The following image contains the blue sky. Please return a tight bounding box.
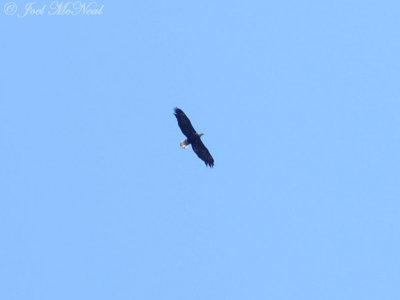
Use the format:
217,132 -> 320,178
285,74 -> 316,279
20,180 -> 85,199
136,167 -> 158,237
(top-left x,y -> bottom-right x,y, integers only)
1,1 -> 399,299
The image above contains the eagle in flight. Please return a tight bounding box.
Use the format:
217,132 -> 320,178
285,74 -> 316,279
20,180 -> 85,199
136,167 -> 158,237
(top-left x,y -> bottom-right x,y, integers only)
174,108 -> 214,168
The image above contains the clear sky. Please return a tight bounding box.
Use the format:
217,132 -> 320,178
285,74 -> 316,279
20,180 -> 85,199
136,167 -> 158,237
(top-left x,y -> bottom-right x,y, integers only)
1,1 -> 399,299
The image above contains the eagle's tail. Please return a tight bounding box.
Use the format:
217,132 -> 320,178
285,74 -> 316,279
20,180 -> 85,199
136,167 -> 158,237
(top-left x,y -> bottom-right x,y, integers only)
180,139 -> 190,149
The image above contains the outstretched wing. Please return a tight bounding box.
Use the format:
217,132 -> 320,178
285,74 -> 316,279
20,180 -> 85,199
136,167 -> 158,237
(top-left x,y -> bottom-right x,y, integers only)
191,139 -> 214,168
174,108 -> 197,138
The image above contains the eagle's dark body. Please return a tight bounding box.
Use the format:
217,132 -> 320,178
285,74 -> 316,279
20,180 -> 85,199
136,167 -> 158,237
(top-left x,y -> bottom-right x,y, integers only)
174,108 -> 214,168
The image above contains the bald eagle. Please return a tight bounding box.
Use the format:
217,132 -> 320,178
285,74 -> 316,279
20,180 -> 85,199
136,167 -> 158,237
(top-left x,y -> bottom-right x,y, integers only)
174,108 -> 214,167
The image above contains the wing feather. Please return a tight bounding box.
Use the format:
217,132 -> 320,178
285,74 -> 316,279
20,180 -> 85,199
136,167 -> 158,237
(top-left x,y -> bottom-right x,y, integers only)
191,139 -> 214,167
174,108 -> 197,138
